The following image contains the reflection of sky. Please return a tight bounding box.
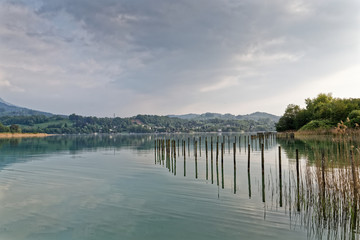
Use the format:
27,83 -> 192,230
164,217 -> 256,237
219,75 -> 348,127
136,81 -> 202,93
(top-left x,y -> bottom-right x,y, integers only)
0,136 -> 310,239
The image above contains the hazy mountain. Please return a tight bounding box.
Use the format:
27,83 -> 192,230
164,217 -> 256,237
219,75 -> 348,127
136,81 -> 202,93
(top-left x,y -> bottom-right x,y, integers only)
168,112 -> 280,122
0,98 -> 53,117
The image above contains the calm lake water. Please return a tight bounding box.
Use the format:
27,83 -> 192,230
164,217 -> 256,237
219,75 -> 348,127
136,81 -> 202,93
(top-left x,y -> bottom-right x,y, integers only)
0,134 -> 358,240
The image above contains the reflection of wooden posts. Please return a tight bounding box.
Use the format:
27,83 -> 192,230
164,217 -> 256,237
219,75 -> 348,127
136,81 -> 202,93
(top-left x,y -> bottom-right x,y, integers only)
296,149 -> 300,212
221,143 -> 224,189
350,150 -> 358,231
261,143 -> 265,202
248,169 -> 251,199
206,138 -> 208,180
174,140 -> 176,158
188,137 -> 190,157
233,142 -> 236,194
199,137 -> 202,157
244,135 -> 247,152
247,144 -> 250,171
279,146 -> 283,207
216,141 -> 219,162
177,139 -> 179,157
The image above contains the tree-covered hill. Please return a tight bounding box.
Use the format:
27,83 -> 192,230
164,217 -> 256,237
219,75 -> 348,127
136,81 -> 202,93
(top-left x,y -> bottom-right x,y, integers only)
168,112 -> 280,122
0,98 -> 279,134
0,98 -> 53,117
0,113 -> 277,134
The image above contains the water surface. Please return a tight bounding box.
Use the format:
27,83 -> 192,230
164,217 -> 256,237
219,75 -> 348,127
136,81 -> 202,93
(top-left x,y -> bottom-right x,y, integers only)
0,134 -> 356,239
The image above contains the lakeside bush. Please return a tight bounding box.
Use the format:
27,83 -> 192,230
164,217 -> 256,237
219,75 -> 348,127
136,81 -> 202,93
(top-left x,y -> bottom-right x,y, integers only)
299,120 -> 332,131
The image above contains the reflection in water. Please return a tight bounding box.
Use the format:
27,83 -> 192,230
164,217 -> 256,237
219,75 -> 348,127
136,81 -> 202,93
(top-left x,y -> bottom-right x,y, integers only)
248,169 -> 251,199
154,133 -> 360,240
0,133 -> 359,239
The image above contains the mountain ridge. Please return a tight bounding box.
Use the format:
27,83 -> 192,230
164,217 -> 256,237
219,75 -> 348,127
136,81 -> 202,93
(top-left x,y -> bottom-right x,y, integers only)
0,98 -> 280,122
0,98 -> 53,117
167,111 -> 280,122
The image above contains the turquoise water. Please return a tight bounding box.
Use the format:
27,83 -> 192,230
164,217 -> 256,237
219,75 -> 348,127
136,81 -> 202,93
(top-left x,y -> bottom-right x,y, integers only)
0,134 -> 347,239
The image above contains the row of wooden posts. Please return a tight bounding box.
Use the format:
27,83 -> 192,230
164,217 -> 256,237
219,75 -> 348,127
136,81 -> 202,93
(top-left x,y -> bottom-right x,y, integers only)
155,134 -> 276,158
154,134 -> 285,204
153,134 -> 358,213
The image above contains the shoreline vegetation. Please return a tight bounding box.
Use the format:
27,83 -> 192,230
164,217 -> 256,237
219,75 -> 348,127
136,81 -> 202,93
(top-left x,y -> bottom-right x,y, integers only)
276,93 -> 360,133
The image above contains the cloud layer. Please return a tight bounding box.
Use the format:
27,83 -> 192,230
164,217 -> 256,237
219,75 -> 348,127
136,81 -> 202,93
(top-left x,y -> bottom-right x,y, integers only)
0,0 -> 359,116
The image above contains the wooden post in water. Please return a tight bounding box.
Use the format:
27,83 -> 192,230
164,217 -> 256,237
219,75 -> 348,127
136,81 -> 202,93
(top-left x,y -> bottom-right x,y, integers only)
261,143 -> 265,202
211,138 -> 214,184
184,141 -> 186,177
216,141 -> 219,162
247,144 -> 250,171
154,140 -> 156,164
216,148 -> 219,186
233,142 -> 236,194
296,149 -> 300,212
174,140 -> 177,176
206,138 -> 208,180
195,141 -> 198,179
171,140 -> 173,173
199,137 -> 202,157
279,146 -> 283,207
248,168 -> 251,199
221,142 -> 224,189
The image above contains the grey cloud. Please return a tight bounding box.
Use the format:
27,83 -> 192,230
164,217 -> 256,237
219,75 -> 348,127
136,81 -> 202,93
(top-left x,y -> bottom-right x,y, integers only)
0,0 -> 359,116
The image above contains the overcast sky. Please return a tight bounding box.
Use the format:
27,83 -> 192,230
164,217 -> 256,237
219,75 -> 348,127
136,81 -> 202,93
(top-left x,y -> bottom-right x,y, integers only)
0,0 -> 359,117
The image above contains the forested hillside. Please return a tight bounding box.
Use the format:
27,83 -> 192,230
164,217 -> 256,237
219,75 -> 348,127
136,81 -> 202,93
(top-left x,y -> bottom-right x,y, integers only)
0,113 -> 277,134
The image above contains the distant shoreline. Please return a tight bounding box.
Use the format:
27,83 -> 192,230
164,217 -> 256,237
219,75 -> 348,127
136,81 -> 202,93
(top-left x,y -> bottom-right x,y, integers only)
0,133 -> 51,138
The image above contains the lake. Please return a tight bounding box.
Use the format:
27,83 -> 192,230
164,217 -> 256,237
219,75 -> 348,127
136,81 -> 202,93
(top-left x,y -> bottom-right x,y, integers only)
0,134 -> 358,240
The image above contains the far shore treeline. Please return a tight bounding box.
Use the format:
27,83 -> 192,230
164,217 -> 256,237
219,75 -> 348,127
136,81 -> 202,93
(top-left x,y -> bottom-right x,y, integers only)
0,114 -> 276,134
276,93 -> 360,132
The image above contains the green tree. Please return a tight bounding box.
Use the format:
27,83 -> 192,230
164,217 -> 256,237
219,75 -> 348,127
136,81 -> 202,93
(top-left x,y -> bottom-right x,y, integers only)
348,110 -> 360,127
9,124 -> 21,133
0,122 -> 10,132
276,104 -> 301,131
